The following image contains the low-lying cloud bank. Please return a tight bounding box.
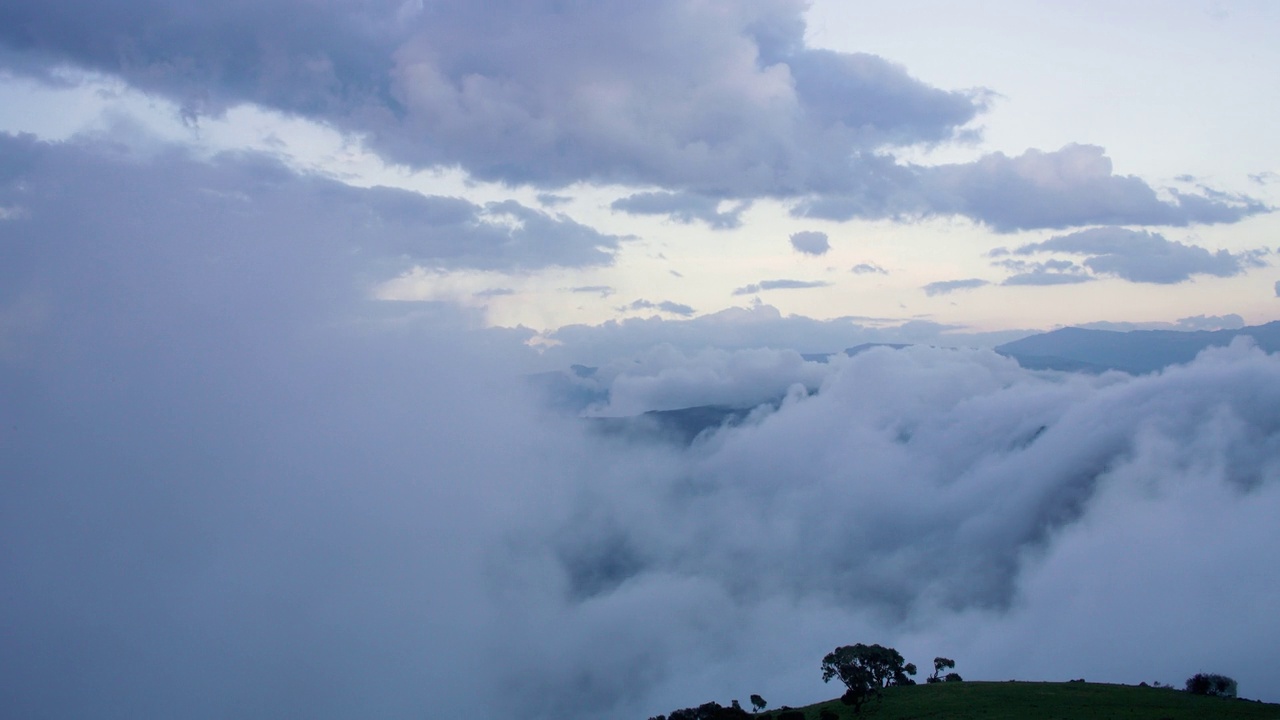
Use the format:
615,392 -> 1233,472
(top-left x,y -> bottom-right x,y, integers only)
4,130 -> 1280,720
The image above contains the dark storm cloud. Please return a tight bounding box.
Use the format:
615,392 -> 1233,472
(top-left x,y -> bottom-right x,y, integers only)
789,230 -> 830,256
922,278 -> 989,296
612,190 -> 750,229
1013,227 -> 1270,284
732,279 -> 831,296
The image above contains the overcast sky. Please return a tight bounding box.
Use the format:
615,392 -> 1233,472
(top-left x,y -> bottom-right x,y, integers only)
2,2 -> 1280,718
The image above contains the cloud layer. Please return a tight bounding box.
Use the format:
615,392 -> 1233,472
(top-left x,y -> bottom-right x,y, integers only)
4,129 -> 1280,720
1,2 -> 1266,231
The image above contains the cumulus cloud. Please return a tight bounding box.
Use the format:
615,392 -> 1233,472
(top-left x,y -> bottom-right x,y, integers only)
923,278 -> 989,296
922,145 -> 1269,232
1013,227 -> 1270,283
852,263 -> 889,275
732,279 -> 831,296
612,191 -> 750,229
5,1 -> 1263,231
789,230 -> 830,256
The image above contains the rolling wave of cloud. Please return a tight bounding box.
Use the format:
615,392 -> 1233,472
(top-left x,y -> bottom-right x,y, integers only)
4,129 -> 1280,720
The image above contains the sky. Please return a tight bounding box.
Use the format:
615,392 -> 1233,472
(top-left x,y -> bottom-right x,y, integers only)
2,2 -> 1280,719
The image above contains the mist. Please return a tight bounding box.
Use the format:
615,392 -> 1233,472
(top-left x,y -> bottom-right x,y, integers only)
3,133 -> 1280,720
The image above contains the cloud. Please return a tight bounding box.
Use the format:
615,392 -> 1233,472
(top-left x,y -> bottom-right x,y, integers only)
8,128 -> 1280,719
475,287 -> 516,297
1079,314 -> 1244,332
1001,272 -> 1094,287
0,133 -> 623,277
584,345 -> 831,417
921,145 -> 1270,232
1174,313 -> 1246,331
1013,227 -> 1270,284
536,192 -> 572,207
851,263 -> 888,275
1,5 -> 1266,232
922,278 -> 989,296
793,144 -> 1268,231
623,299 -> 696,317
1275,280 -> 1280,297
568,285 -> 616,298
612,191 -> 750,229
543,306 -> 1031,368
731,279 -> 831,296
789,230 -> 830,256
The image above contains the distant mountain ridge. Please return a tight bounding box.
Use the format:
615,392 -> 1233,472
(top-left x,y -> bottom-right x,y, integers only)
994,320 -> 1280,374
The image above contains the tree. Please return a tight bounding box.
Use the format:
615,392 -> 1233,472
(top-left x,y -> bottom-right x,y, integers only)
821,644 -> 917,713
749,695 -> 767,713
1185,673 -> 1237,698
928,657 -> 956,684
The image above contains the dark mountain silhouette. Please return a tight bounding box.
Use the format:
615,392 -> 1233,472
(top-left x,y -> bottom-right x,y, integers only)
995,320 -> 1280,374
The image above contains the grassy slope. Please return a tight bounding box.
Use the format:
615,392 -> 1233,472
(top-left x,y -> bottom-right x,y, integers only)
766,681 -> 1280,720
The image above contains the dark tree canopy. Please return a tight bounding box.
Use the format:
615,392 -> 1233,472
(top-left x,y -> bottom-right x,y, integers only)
822,643 -> 917,691
749,694 -> 767,712
1185,673 -> 1237,698
929,657 -> 956,683
822,643 -> 917,713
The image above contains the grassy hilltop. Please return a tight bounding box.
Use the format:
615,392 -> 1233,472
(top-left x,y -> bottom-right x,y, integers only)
757,681 -> 1280,720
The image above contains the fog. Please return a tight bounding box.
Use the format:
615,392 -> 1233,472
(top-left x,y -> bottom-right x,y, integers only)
3,134 -> 1280,719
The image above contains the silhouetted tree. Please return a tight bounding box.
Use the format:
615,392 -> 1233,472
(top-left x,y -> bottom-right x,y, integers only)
822,643 -> 916,713
1185,673 -> 1237,698
928,657 -> 956,683
944,672 -> 963,682
749,694 -> 767,713
660,700 -> 752,720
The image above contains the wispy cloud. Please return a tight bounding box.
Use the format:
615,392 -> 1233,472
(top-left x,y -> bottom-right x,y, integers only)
923,278 -> 989,296
732,279 -> 832,296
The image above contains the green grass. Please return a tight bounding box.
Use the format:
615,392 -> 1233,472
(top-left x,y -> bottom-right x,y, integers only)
759,681 -> 1280,720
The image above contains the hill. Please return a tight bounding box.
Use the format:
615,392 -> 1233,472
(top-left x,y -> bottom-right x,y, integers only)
758,681 -> 1280,720
994,321 -> 1280,374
